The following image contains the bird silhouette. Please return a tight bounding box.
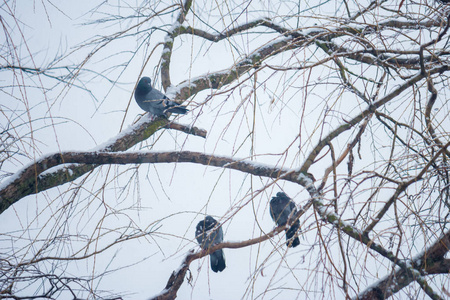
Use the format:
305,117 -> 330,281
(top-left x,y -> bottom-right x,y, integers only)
195,216 -> 226,272
134,77 -> 188,118
270,192 -> 300,248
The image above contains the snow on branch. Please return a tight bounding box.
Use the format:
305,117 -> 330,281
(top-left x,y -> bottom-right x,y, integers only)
160,12 -> 450,109
160,0 -> 193,89
0,117 -> 206,214
169,36 -> 298,101
0,150 -> 310,215
356,230 -> 450,300
299,169 -> 450,300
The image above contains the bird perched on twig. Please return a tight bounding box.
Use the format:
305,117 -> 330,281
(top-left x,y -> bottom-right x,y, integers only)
195,216 -> 226,273
134,77 -> 188,118
270,192 -> 300,248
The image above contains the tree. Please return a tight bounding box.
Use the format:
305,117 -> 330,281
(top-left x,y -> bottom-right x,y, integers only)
1,0 -> 450,299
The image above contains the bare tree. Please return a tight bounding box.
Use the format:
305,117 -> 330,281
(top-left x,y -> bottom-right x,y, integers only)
1,0 -> 450,299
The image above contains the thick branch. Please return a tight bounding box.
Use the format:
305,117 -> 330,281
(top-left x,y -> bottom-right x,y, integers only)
160,0 -> 193,89
0,150 -> 308,214
0,117 -> 206,214
163,122 -> 207,138
164,14 -> 450,104
298,174 -> 449,300
357,231 -> 450,300
170,37 -> 301,101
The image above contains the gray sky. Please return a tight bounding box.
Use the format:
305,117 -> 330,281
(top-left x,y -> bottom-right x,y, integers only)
1,0 -> 449,299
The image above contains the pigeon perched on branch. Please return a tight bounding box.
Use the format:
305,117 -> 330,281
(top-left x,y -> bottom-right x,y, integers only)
195,216 -> 226,273
134,77 -> 188,118
269,192 -> 300,248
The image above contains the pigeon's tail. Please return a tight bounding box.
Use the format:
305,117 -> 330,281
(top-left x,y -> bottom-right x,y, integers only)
285,222 -> 300,248
165,106 -> 189,114
210,249 -> 226,273
164,101 -> 189,115
286,235 -> 300,248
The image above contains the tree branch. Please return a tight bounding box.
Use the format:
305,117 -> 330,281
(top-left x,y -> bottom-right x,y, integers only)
0,117 -> 206,214
0,150 -> 308,216
160,0 -> 193,90
299,171 -> 450,300
150,217 -> 310,300
300,65 -> 450,174
356,231 -> 450,300
169,37 -> 301,101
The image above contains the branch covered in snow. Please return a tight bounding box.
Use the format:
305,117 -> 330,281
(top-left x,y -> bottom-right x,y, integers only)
160,0 -> 193,90
165,12 -> 450,102
0,150 -> 313,214
0,117 -> 206,214
300,164 -> 450,299
357,230 -> 450,300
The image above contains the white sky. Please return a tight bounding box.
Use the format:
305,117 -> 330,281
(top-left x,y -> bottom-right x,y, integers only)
1,0 -> 449,299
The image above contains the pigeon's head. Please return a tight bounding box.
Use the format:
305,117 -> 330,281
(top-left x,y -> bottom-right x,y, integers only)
197,215 -> 218,232
136,77 -> 152,92
270,195 -> 281,206
276,192 -> 290,200
270,192 -> 291,208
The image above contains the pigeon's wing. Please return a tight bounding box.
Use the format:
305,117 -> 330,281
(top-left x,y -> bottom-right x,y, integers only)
286,199 -> 300,248
195,220 -> 206,245
206,219 -> 222,247
213,225 -> 223,244
288,199 -> 296,210
288,200 -> 298,220
138,89 -> 166,115
143,87 -> 188,116
196,216 -> 221,248
269,198 -> 278,222
208,219 -> 225,272
286,211 -> 301,248
144,87 -> 167,101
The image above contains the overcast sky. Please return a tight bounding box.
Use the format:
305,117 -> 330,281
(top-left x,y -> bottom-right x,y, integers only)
2,0 -> 449,299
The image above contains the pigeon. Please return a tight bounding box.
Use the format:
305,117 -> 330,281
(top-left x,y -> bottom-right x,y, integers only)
134,77 -> 188,118
195,216 -> 226,273
269,192 -> 300,248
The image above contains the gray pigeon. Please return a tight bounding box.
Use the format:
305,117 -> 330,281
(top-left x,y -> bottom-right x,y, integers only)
269,192 -> 300,248
195,216 -> 226,273
134,77 -> 188,118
